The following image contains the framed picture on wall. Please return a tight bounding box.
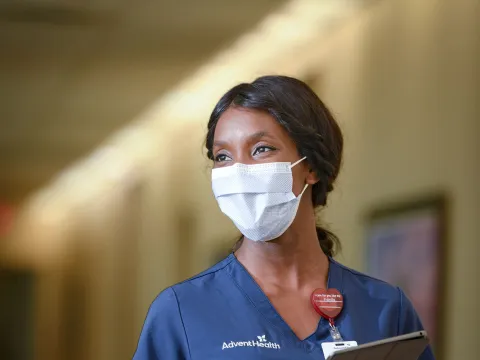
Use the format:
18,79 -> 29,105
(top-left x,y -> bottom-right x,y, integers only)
364,194 -> 447,357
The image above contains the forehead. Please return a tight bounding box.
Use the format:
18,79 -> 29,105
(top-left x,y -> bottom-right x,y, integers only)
214,107 -> 291,142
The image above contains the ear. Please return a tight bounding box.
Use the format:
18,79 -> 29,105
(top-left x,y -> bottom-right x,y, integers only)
306,168 -> 320,185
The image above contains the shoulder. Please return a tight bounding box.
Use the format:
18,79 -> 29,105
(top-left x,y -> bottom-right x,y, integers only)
333,258 -> 402,300
171,254 -> 235,292
133,287 -> 188,358
333,259 -> 429,336
146,286 -> 180,320
133,256 -> 235,359
150,254 -> 235,311
177,253 -> 235,284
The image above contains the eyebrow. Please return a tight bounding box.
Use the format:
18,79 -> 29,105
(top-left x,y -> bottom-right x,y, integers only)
248,131 -> 272,142
213,131 -> 274,148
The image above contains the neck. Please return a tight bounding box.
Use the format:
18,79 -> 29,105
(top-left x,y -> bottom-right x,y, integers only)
235,216 -> 329,291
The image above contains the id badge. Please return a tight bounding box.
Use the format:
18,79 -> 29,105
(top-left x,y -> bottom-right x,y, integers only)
321,341 -> 358,359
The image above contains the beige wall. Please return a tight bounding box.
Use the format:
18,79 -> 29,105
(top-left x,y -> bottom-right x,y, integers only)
311,0 -> 479,359
145,1 -> 480,355
162,0 -> 480,359
2,0 -> 478,359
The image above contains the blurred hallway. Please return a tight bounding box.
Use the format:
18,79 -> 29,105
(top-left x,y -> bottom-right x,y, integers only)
0,0 -> 479,359
0,0 -> 286,202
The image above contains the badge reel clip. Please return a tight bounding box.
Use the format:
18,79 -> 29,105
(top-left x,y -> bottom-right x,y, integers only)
310,288 -> 344,341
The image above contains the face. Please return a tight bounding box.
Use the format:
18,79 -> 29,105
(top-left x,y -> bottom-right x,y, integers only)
212,107 -> 318,196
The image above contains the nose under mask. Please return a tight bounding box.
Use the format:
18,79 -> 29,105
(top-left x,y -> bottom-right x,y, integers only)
211,157 -> 308,242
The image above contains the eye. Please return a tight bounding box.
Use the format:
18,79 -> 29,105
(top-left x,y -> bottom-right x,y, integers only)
253,145 -> 276,156
214,153 -> 232,163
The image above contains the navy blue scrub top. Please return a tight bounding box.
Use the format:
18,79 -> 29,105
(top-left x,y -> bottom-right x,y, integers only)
133,254 -> 435,360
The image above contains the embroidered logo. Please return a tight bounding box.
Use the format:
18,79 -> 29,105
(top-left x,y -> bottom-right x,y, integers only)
222,335 -> 281,350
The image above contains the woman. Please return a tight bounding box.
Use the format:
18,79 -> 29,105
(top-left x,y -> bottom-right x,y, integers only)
133,76 -> 435,359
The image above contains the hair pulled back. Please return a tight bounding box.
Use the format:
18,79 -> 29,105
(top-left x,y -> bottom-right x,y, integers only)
205,75 -> 343,257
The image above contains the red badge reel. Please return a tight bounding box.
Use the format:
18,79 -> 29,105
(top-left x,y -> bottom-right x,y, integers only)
311,288 -> 344,341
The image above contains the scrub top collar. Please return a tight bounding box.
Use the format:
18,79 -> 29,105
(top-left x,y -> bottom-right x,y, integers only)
225,253 -> 345,344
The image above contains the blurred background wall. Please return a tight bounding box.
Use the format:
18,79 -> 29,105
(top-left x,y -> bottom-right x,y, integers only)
315,2 -> 480,360
0,0 -> 478,359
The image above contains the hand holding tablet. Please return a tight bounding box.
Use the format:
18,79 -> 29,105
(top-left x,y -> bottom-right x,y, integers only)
326,331 -> 429,360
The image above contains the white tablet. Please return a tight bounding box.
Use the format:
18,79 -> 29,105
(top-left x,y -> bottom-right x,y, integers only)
327,331 -> 429,360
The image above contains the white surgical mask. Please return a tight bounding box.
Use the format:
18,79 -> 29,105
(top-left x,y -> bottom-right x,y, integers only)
211,157 -> 308,242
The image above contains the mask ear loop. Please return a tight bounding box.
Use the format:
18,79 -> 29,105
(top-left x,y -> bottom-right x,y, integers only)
290,156 -> 307,168
299,183 -> 309,197
290,157 -> 309,197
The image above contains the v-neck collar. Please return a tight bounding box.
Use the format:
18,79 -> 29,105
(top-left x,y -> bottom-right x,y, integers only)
225,253 -> 345,344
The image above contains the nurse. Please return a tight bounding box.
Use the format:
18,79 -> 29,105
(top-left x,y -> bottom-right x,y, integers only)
133,75 -> 435,360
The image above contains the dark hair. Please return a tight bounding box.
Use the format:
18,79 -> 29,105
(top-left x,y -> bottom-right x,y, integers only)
205,75 -> 343,257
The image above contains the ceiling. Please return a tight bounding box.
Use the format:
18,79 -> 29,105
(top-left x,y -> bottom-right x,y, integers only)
0,0 -> 286,203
